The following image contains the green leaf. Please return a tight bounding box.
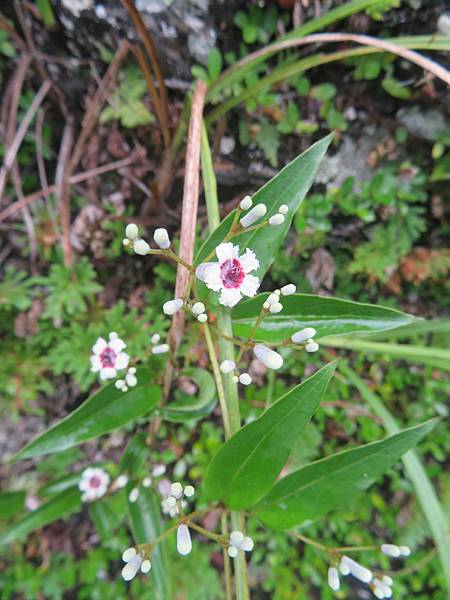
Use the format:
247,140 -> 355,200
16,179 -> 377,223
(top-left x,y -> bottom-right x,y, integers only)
195,134 -> 333,279
0,491 -> 26,520
89,495 -> 124,541
0,488 -> 81,547
207,48 -> 223,80
128,487 -> 169,600
382,77 -> 412,99
159,368 -> 216,422
120,432 -> 149,476
339,362 -> 450,597
255,419 -> 437,529
37,0 -> 56,27
204,362 -> 336,509
232,293 -> 416,344
310,83 -> 337,101
39,472 -> 84,498
15,369 -> 161,460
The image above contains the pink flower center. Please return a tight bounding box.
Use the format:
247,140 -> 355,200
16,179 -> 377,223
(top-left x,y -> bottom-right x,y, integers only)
99,346 -> 117,368
220,258 -> 245,289
89,475 -> 102,489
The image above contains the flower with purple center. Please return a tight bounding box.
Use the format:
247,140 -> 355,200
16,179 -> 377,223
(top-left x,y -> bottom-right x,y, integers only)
196,242 -> 260,307
90,332 -> 129,380
79,467 -> 110,502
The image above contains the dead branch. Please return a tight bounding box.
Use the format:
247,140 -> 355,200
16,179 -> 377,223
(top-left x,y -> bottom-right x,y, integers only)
55,122 -> 74,267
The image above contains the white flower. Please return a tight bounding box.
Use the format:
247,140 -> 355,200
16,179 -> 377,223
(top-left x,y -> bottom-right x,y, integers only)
198,243 -> 260,307
151,333 -> 161,344
177,524 -> 192,556
269,302 -> 283,314
163,298 -> 184,315
134,239 -> 150,255
239,195 -> 252,210
240,203 -> 267,228
121,548 -> 143,581
220,360 -> 236,374
328,566 -> 340,591
239,373 -> 252,385
79,467 -> 110,502
253,344 -> 283,370
90,333 -> 129,380
305,339 -> 319,353
291,327 -> 317,344
340,556 -> 372,583
128,487 -> 140,503
197,313 -> 208,323
192,302 -> 205,316
125,223 -> 139,240
228,530 -> 254,558
152,344 -> 170,355
268,213 -> 285,226
280,283 -> 296,295
279,204 -> 289,215
153,228 -> 170,249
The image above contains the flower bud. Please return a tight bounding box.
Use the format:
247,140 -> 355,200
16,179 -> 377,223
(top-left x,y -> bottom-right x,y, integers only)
328,567 -> 340,591
152,344 -> 169,355
240,204 -> 267,228
125,223 -> 139,240
153,228 -> 170,249
128,488 -> 140,503
177,524 -> 192,556
170,482 -> 183,499
269,213 -> 285,226
280,284 -> 296,295
192,302 -> 205,316
134,239 -> 150,255
305,340 -> 319,353
122,547 -> 136,562
340,556 -> 372,583
381,544 -> 401,557
227,546 -> 239,558
163,298 -> 184,315
269,302 -> 283,314
239,373 -> 252,385
279,204 -> 289,215
291,327 -> 317,344
239,195 -> 253,210
253,344 -> 283,370
151,333 -> 161,344
141,559 -> 152,573
220,360 -> 236,374
184,485 -> 195,497
197,313 -> 208,323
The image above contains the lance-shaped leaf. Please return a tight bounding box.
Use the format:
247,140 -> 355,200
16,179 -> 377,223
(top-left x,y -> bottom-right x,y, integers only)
195,134 -> 333,279
233,293 -> 416,344
128,487 -> 169,600
120,432 -> 149,476
0,488 -> 81,547
0,491 -> 26,520
204,362 -> 336,509
15,369 -> 161,460
254,419 -> 437,530
158,368 -> 216,422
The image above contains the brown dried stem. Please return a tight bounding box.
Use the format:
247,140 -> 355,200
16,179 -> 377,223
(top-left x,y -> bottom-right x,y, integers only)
55,121 -> 74,267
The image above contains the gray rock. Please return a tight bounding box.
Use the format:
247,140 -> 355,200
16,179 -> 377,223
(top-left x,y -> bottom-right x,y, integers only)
396,106 -> 449,142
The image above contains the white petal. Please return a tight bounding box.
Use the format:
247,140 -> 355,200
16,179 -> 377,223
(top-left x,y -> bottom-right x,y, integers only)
100,367 -> 117,380
92,337 -> 107,355
240,274 -> 259,297
176,524 -> 192,556
90,355 -> 101,372
219,287 -> 241,307
121,554 -> 142,581
109,337 -> 126,353
115,352 -> 130,370
116,474 -> 129,488
239,249 -> 259,273
195,262 -> 216,282
203,264 -> 222,291
216,242 -> 238,263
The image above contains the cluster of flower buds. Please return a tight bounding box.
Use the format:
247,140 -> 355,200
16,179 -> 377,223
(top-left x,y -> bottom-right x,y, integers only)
128,465 -> 167,504
263,283 -> 296,314
123,224 -> 171,256
381,543 -> 411,558
150,333 -> 169,355
121,547 -> 152,581
219,359 -> 252,385
268,203 -> 289,226
79,467 -> 110,502
227,530 -> 254,558
291,326 -> 319,353
115,367 -> 137,392
191,301 -> 208,323
90,332 -> 129,380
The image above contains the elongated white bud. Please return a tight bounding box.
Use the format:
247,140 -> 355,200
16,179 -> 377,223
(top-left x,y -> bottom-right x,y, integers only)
125,223 -> 139,240
141,559 -> 152,573
341,556 -> 372,583
128,487 -> 140,503
382,575 -> 393,586
116,474 -> 129,488
240,204 -> 267,228
373,578 -> 392,598
151,333 -> 161,344
134,239 -> 150,255
399,545 -> 411,556
239,373 -> 252,385
239,195 -> 253,210
291,327 -> 317,344
328,566 -> 340,591
152,464 -> 166,477
163,298 -> 183,315
153,228 -> 170,249
269,302 -> 283,314
269,213 -> 285,226
305,340 -> 319,353
177,524 -> 192,556
381,544 -> 401,557
338,560 -> 350,576
281,284 -> 296,295
122,547 -> 136,562
152,344 -> 169,355
192,302 -> 205,316
279,204 -> 288,215
122,554 -> 142,580
253,344 -> 283,370
266,292 -> 279,306
170,482 -> 183,499
220,360 -> 236,374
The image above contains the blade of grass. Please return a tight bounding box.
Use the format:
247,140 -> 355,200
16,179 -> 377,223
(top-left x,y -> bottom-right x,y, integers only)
338,362 -> 450,599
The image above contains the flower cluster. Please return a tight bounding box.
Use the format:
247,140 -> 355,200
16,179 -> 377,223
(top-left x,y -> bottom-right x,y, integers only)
123,224 -> 171,256
115,367 -> 137,392
121,547 -> 152,581
191,301 -> 208,323
90,332 -> 129,380
291,326 -> 319,353
79,467 -> 110,502
128,464 -> 167,503
150,333 -> 169,355
227,530 -> 254,558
